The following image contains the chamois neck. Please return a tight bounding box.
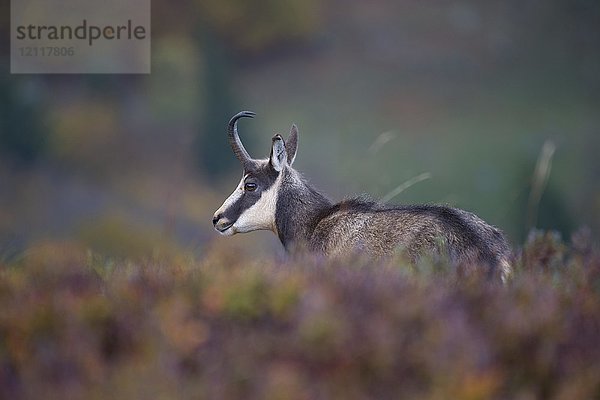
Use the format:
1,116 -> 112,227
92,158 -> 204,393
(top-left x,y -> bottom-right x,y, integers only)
275,169 -> 332,251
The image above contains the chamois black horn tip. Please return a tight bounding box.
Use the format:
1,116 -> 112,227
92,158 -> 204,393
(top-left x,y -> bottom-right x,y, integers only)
228,111 -> 256,125
239,110 -> 256,118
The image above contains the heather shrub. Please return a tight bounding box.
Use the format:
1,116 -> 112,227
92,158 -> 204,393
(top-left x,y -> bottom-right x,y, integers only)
0,231 -> 599,399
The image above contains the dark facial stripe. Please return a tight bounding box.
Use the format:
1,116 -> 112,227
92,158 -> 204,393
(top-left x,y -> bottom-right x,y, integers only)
221,162 -> 280,224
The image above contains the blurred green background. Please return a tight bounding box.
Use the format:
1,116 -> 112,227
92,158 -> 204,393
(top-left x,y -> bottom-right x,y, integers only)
1,0 -> 599,260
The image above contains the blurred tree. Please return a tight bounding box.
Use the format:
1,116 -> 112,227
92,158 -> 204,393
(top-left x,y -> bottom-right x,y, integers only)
0,76 -> 47,166
194,30 -> 241,179
197,0 -> 321,55
192,0 -> 322,179
0,0 -> 47,166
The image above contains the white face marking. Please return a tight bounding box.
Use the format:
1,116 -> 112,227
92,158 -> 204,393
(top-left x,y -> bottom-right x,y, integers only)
214,174 -> 246,236
213,163 -> 284,236
233,172 -> 282,233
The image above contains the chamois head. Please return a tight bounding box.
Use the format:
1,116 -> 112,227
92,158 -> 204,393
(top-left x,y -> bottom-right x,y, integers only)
212,111 -> 298,236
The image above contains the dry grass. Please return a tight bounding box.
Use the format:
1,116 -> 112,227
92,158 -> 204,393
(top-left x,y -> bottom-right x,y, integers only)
1,230 -> 599,399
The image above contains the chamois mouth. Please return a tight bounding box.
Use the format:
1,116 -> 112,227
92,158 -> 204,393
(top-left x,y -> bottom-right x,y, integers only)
216,222 -> 234,233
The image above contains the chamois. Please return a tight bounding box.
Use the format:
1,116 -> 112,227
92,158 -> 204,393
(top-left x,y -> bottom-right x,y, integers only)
213,111 -> 512,280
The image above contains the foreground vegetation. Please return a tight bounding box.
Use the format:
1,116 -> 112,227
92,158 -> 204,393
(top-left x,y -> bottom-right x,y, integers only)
1,230 -> 599,399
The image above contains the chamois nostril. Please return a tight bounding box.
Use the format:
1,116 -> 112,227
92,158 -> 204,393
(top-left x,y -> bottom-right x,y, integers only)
212,214 -> 221,226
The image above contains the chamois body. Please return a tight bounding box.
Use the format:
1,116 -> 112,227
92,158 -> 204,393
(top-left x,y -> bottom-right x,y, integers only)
275,167 -> 511,275
213,111 -> 512,280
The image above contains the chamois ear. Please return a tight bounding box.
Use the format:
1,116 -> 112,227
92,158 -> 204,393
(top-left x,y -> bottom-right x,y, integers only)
270,134 -> 287,172
286,124 -> 298,166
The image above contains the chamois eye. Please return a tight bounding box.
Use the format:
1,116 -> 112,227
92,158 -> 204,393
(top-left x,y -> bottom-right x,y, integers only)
244,182 -> 257,192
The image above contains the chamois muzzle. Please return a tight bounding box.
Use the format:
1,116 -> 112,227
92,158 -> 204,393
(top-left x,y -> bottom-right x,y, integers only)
212,213 -> 233,233
228,111 -> 255,168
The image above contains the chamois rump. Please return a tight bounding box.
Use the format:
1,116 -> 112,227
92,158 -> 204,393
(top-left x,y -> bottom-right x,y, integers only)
213,111 -> 512,280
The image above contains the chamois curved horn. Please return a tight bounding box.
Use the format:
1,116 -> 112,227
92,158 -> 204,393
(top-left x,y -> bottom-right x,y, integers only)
228,111 -> 255,166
